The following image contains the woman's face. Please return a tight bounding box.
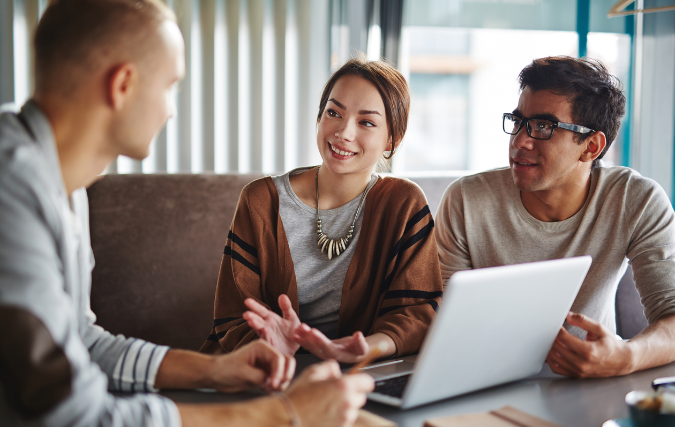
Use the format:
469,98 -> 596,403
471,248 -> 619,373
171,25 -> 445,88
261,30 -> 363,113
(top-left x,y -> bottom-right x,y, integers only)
316,75 -> 391,177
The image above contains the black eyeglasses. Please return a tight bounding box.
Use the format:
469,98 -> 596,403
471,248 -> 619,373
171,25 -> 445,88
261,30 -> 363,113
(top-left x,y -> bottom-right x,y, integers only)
503,113 -> 595,141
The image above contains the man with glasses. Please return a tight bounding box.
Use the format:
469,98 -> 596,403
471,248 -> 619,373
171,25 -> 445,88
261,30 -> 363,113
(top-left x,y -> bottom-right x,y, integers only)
435,56 -> 675,378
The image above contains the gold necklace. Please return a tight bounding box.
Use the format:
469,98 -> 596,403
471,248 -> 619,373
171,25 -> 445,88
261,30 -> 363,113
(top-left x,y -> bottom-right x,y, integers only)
315,166 -> 368,259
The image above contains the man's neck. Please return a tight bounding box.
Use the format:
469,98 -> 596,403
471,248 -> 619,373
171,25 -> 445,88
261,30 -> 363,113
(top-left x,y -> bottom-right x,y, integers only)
520,173 -> 592,222
33,94 -> 116,196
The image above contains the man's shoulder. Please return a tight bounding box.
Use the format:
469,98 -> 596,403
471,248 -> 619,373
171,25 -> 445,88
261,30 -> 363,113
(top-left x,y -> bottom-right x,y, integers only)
447,167 -> 513,198
597,165 -> 657,186
0,111 -> 61,213
458,167 -> 512,184
593,166 -> 673,221
0,112 -> 44,184
596,166 -> 667,200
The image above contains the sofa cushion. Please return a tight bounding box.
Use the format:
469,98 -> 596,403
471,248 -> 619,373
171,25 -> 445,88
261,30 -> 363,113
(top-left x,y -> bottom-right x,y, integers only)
615,265 -> 648,339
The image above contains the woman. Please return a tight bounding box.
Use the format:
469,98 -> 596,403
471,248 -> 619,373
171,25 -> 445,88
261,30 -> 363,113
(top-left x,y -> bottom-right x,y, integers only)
200,57 -> 443,363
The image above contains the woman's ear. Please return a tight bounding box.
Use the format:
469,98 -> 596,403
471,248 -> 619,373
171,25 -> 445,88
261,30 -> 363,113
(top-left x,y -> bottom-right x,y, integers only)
384,137 -> 400,160
393,138 -> 401,151
390,137 -> 402,154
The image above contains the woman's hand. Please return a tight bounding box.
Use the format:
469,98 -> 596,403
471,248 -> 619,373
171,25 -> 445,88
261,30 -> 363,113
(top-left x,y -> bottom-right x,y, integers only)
243,295 -> 301,356
293,324 -> 370,363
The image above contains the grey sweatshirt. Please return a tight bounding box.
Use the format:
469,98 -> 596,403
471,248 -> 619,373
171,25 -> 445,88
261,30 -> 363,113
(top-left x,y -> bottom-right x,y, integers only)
435,167 -> 675,338
0,101 -> 181,426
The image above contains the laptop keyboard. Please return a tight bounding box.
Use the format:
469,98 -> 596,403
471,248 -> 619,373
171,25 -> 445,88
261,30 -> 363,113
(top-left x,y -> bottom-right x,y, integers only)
373,374 -> 411,398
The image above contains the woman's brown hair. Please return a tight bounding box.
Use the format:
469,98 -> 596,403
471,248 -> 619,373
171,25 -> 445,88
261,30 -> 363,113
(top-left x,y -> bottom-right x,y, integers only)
317,55 -> 410,159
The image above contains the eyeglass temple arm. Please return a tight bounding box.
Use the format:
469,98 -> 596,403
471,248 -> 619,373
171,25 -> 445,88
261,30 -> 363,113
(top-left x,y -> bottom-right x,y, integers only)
557,122 -> 594,134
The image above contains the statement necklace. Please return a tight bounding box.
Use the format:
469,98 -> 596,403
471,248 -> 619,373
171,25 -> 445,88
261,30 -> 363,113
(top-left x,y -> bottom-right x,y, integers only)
315,166 -> 368,260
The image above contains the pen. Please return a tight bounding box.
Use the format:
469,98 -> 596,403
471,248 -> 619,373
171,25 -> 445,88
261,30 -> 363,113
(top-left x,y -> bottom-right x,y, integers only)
348,342 -> 386,374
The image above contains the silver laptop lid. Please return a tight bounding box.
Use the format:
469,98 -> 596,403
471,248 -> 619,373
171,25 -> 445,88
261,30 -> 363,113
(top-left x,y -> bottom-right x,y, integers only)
399,256 -> 592,408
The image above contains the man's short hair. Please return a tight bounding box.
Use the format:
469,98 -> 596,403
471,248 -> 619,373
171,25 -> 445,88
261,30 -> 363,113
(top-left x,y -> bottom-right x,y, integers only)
518,56 -> 627,169
34,0 -> 176,95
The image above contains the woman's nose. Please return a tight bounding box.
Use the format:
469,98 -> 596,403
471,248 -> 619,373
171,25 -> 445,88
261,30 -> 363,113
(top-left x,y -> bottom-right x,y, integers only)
336,120 -> 356,141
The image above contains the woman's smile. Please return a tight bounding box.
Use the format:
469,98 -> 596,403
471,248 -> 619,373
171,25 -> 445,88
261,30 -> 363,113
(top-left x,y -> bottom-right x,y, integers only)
328,141 -> 357,159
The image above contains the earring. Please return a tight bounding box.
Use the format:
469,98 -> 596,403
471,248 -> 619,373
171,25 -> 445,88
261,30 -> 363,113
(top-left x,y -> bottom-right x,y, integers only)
335,132 -> 339,137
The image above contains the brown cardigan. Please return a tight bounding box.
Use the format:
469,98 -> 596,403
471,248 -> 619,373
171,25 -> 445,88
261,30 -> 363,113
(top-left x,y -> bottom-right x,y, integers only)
199,175 -> 443,356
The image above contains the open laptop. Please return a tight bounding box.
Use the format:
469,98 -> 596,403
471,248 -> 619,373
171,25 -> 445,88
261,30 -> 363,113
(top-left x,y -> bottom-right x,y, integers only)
363,256 -> 592,409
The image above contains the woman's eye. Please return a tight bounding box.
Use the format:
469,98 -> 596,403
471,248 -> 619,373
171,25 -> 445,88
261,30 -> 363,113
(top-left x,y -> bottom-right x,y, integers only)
327,109 -> 340,118
361,120 -> 375,127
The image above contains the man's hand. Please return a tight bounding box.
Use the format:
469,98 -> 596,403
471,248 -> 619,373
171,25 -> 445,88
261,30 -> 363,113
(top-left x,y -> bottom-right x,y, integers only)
208,340 -> 296,392
177,360 -> 374,427
293,324 -> 369,363
287,360 -> 374,427
243,295 -> 301,355
546,312 -> 634,378
155,341 -> 294,393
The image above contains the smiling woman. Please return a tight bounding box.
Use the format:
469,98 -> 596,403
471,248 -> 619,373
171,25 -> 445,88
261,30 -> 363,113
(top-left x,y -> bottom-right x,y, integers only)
199,57 -> 444,364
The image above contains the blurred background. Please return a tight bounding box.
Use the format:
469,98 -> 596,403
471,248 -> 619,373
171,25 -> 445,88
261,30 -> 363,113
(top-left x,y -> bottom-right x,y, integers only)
1,0 -> 674,197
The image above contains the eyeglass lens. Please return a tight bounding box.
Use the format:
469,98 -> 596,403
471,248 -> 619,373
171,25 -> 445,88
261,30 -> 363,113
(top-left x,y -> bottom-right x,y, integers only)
503,114 -> 555,140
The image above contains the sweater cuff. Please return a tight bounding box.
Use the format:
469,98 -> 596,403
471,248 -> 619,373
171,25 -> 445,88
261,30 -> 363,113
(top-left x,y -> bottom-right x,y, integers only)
110,339 -> 171,393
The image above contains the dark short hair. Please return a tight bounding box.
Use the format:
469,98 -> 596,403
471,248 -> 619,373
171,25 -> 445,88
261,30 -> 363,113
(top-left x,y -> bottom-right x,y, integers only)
34,0 -> 176,95
317,56 -> 410,159
518,56 -> 626,169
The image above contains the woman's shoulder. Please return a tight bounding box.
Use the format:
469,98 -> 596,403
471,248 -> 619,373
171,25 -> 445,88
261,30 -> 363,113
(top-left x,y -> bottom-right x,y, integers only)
369,175 -> 428,210
373,175 -> 426,199
240,176 -> 279,205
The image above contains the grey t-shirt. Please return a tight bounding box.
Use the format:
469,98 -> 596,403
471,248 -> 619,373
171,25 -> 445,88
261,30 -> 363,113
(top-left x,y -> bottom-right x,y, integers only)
435,166 -> 675,338
272,167 -> 378,339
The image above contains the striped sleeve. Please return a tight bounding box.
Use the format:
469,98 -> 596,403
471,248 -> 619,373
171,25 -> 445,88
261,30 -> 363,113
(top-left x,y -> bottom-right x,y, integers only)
224,230 -> 261,277
110,340 -> 170,393
101,393 -> 181,427
372,203 -> 444,356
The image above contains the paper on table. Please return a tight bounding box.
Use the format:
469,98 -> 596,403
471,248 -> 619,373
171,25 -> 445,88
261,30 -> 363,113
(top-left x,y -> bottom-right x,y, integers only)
355,409 -> 397,427
424,406 -> 561,427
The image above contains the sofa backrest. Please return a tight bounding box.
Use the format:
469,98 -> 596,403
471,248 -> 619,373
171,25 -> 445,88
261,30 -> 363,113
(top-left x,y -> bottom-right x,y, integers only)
88,173 -> 263,350
87,172 -> 647,351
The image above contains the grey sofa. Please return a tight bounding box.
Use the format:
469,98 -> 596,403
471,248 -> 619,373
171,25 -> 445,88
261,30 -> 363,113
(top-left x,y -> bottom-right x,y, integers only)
87,173 -> 648,351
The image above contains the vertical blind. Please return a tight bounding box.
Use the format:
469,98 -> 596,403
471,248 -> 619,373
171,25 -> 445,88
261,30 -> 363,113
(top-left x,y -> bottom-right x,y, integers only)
1,0 -> 404,175
131,0 -> 332,174
0,0 -> 334,174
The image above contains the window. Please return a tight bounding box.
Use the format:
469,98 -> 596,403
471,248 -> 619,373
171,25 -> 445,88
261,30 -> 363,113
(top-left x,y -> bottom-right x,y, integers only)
395,0 -> 633,174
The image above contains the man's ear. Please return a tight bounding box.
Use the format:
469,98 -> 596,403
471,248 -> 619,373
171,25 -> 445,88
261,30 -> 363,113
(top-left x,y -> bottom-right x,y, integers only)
580,131 -> 607,163
107,63 -> 138,110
